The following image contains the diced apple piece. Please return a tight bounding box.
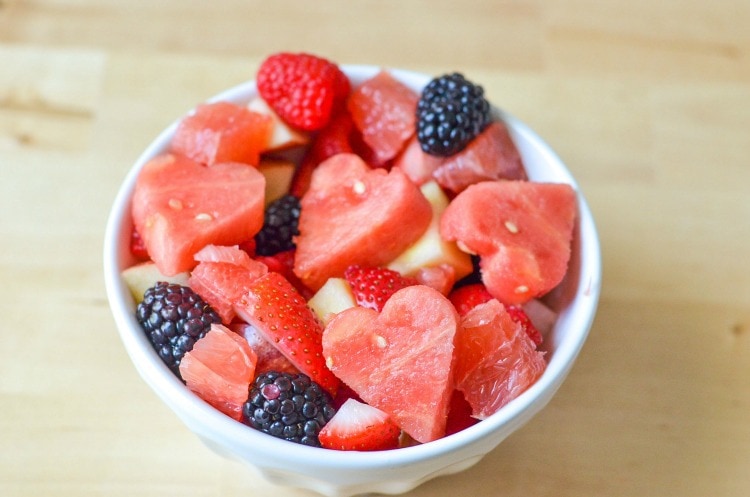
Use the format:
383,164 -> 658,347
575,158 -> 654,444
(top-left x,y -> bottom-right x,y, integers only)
121,261 -> 190,302
258,158 -> 296,205
248,96 -> 309,152
308,277 -> 356,326
387,181 -> 473,280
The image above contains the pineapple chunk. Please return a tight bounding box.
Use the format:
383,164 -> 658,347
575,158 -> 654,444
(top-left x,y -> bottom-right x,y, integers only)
248,96 -> 309,152
258,158 -> 296,206
388,181 -> 473,279
308,277 -> 356,326
121,261 -> 190,303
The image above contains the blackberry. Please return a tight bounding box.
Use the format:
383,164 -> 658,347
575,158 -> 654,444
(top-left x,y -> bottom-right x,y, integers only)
243,371 -> 336,447
136,282 -> 221,376
416,73 -> 491,157
254,194 -> 301,256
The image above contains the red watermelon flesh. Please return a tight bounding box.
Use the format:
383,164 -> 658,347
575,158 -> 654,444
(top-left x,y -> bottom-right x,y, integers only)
454,299 -> 546,419
188,245 -> 269,324
294,153 -> 432,291
170,101 -> 273,167
179,323 -> 257,421
440,180 -> 577,304
347,70 -> 418,165
322,285 -> 458,443
131,153 -> 266,276
434,121 -> 527,194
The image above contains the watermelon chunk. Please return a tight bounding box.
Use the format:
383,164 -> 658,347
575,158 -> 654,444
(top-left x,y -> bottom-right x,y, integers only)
454,299 -> 546,419
171,101 -> 273,167
440,180 -> 577,304
131,153 -> 266,276
347,70 -> 418,165
322,285 -> 458,443
294,153 -> 432,291
433,121 -> 527,194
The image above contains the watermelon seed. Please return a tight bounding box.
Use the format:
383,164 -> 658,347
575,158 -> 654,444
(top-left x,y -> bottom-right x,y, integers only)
195,213 -> 213,222
504,220 -> 519,234
168,198 -> 183,210
374,334 -> 388,348
456,241 -> 476,255
352,180 -> 367,195
514,285 -> 529,294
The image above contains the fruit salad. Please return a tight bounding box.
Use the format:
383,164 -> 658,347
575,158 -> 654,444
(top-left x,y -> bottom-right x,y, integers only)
121,52 -> 577,451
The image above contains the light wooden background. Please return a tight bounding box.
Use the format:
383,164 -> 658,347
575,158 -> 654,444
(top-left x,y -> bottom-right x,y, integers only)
1,1 -> 749,496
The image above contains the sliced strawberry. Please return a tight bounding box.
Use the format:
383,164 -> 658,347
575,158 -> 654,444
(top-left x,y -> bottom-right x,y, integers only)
343,265 -> 418,312
256,52 -> 349,131
448,283 -> 493,317
254,249 -> 313,299
506,304 -> 544,346
318,398 -> 401,451
234,271 -> 339,395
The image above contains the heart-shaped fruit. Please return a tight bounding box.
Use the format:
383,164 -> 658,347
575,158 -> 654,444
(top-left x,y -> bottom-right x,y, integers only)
131,153 -> 266,276
322,285 -> 458,443
440,180 -> 577,304
294,153 -> 432,291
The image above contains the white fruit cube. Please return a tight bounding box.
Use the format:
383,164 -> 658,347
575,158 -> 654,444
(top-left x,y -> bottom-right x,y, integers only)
121,261 -> 190,303
308,277 -> 356,326
258,158 -> 296,205
247,96 -> 309,152
388,181 -> 473,279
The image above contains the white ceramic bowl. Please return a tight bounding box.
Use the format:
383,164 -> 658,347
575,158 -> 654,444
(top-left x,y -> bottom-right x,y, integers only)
104,65 -> 601,497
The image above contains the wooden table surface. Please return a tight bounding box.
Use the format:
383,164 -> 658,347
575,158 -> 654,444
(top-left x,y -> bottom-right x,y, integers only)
2,1 -> 749,496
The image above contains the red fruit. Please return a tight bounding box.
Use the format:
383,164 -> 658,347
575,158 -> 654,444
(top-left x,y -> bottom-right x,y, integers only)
433,121 -> 527,194
291,110 -> 355,197
188,245 -> 268,324
234,271 -> 339,395
319,398 -> 401,451
445,390 -> 479,436
440,180 -> 577,304
347,70 -> 418,165
454,299 -> 546,419
129,227 -> 150,261
322,285 -> 458,443
230,323 -> 299,375
294,153 -> 432,291
343,265 -> 418,312
131,153 -> 266,276
393,135 -> 444,186
254,249 -> 313,299
171,101 -> 272,167
256,52 -> 349,131
179,324 -> 257,421
448,283 -> 493,317
506,304 -> 543,346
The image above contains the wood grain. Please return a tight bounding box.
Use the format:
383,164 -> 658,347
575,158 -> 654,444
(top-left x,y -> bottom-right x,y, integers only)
1,1 -> 748,496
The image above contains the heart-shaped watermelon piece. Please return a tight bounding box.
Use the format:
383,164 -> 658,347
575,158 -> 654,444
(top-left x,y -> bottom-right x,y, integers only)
293,153 -> 432,291
132,153 -> 266,276
322,285 -> 458,443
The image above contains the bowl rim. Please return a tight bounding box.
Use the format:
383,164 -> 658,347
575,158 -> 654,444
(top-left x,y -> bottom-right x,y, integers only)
103,64 -> 602,469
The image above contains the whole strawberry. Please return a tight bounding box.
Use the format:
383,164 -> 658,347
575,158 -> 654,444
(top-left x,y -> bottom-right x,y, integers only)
256,52 -> 350,131
344,265 -> 418,312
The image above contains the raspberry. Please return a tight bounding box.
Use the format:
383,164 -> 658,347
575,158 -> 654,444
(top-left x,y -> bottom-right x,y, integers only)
256,52 -> 350,131
243,371 -> 336,447
416,73 -> 491,157
136,282 -> 222,377
254,194 -> 301,256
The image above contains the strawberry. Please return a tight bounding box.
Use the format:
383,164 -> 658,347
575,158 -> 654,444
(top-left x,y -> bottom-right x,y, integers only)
445,390 -> 479,436
290,110 -> 355,197
129,227 -> 150,260
506,304 -> 544,346
254,248 -> 313,299
448,283 -> 493,317
343,265 -> 418,312
235,271 -> 339,395
256,52 -> 350,131
318,398 -> 401,451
